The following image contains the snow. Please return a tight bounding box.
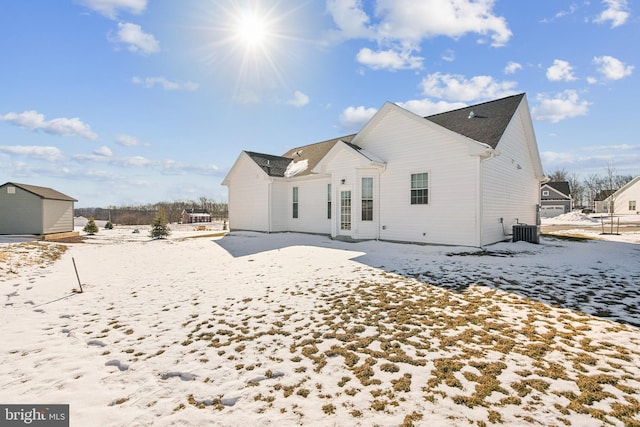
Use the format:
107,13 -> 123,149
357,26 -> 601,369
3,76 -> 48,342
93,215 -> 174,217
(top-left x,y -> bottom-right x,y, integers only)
1,224 -> 639,426
284,159 -> 308,178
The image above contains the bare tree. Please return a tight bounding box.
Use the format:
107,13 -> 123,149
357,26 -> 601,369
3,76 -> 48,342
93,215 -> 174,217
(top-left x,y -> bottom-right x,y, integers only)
547,168 -> 569,182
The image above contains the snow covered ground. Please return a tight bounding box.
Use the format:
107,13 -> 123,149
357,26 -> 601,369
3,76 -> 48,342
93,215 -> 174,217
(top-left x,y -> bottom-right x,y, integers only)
1,223 -> 639,426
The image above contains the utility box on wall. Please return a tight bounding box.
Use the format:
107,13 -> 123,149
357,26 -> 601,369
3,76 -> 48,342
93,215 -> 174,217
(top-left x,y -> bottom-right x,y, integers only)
512,224 -> 539,244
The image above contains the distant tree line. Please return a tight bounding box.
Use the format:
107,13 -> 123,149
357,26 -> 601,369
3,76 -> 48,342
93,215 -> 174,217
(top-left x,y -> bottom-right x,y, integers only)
547,164 -> 635,210
75,197 -> 228,225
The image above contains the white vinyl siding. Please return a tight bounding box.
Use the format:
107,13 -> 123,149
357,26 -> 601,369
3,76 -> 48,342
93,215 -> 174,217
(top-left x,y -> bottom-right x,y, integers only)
225,154 -> 271,232
481,106 -> 539,245
358,108 -> 479,245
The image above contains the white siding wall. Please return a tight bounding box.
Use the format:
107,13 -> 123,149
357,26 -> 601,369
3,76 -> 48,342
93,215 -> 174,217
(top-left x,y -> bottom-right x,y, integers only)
612,179 -> 640,215
481,108 -> 539,245
285,177 -> 332,234
227,156 -> 271,232
43,199 -> 74,234
269,181 -> 289,232
357,109 -> 479,246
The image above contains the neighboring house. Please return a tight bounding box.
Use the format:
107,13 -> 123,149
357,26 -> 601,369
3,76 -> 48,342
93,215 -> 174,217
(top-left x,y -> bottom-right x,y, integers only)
0,182 -> 77,235
594,189 -> 617,214
596,176 -> 640,215
181,209 -> 212,224
540,181 -> 572,218
223,93 -> 545,247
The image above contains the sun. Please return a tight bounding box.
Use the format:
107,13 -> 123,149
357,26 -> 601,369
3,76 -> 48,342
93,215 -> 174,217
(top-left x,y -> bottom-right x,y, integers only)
236,11 -> 268,48
195,0 -> 310,101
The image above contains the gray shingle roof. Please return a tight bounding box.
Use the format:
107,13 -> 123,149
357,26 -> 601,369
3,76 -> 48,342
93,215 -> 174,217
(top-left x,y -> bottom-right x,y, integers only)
545,181 -> 571,196
2,182 -> 77,201
243,94 -> 524,177
280,134 -> 356,176
244,152 -> 293,177
425,93 -> 525,149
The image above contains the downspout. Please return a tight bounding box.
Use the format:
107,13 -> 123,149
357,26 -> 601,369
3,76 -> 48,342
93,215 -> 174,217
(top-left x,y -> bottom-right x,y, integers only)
267,178 -> 272,233
376,172 -> 381,241
476,156 -> 483,248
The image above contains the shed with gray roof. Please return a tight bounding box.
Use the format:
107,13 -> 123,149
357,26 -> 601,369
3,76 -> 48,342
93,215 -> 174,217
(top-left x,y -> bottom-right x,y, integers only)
0,182 -> 77,235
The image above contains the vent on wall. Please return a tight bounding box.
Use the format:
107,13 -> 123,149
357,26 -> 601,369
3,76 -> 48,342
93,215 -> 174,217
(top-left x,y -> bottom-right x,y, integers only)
7,186 -> 15,194
512,224 -> 539,244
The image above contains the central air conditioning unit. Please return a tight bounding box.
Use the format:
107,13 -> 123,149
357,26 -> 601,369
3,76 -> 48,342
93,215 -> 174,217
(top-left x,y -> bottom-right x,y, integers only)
512,224 -> 539,244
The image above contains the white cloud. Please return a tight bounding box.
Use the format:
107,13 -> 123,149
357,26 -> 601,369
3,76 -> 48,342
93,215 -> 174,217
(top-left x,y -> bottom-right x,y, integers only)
594,0 -> 630,28
356,47 -> 423,70
532,90 -> 591,123
441,49 -> 455,62
77,0 -> 147,19
546,59 -> 577,82
131,76 -> 198,91
339,106 -> 378,132
115,134 -> 146,147
325,0 -> 375,41
287,91 -> 310,108
373,0 -> 512,47
593,55 -> 634,80
0,145 -> 64,162
504,61 -> 522,74
110,22 -> 160,54
94,146 -> 113,157
419,72 -> 518,102
325,0 -> 511,72
0,110 -> 98,140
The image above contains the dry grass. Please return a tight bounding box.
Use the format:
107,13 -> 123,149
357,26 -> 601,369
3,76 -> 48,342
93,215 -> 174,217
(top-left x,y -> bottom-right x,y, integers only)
155,270 -> 640,425
0,241 -> 68,280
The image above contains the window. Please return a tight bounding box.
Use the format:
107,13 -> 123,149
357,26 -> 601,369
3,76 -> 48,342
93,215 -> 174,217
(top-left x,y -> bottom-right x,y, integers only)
292,187 -> 299,218
327,184 -> 332,219
630,200 -> 637,211
542,190 -> 549,196
361,177 -> 373,221
411,173 -> 429,205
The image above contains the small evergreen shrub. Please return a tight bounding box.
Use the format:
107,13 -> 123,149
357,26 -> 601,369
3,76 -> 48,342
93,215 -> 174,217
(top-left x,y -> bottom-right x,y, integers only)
105,221 -> 114,230
83,217 -> 99,235
149,210 -> 171,239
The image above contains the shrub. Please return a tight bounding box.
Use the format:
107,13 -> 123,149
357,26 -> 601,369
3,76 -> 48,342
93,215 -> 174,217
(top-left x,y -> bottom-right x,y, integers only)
83,217 -> 99,235
149,210 -> 171,239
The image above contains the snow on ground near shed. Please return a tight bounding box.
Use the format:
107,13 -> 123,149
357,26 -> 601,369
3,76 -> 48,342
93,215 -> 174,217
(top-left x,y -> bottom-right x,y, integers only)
1,227 -> 639,426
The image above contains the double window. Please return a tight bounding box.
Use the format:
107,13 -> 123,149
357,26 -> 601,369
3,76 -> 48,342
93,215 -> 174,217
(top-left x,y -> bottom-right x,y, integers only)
361,178 -> 373,221
411,173 -> 429,204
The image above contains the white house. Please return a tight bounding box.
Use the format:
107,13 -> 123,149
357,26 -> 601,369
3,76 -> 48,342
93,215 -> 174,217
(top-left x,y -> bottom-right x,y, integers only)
222,93 -> 545,247
597,176 -> 640,215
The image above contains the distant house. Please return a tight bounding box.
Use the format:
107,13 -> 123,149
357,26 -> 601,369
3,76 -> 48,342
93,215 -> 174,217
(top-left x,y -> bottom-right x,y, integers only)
181,209 -> 211,224
594,189 -> 617,214
540,181 -> 572,218
595,176 -> 640,215
0,182 -> 77,235
223,93 -> 545,247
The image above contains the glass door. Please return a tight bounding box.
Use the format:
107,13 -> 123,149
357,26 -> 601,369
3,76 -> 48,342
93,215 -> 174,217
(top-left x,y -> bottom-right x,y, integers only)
340,190 -> 351,232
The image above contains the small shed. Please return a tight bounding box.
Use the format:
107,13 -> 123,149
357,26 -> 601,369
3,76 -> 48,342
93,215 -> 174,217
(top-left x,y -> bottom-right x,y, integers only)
0,182 -> 77,235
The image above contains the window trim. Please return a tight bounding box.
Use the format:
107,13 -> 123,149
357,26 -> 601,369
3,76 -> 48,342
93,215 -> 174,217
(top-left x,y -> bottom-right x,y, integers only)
361,177 -> 373,221
410,172 -> 429,205
292,186 -> 299,219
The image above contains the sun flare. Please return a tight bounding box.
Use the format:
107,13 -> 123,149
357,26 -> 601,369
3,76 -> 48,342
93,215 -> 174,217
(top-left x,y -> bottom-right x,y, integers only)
236,12 -> 267,47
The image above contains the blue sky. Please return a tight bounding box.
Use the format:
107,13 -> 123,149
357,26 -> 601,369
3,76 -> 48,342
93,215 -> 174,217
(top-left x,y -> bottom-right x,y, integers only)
1,0 -> 637,207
